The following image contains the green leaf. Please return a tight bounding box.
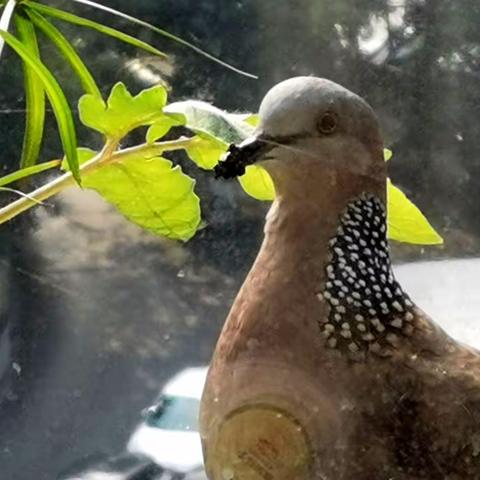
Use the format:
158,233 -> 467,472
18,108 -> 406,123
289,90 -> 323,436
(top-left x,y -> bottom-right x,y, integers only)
384,148 -> 392,161
15,13 -> 46,169
26,8 -> 101,98
228,111 -> 275,201
0,160 -> 61,187
79,82 -> 168,139
23,1 -> 168,59
0,29 -> 79,182
73,148 -> 201,241
387,179 -> 443,245
231,112 -> 260,127
244,113 -> 260,127
238,165 -> 275,201
165,101 -> 255,144
146,113 -> 186,143
165,101 -> 256,170
66,0 -> 257,78
184,131 -> 228,170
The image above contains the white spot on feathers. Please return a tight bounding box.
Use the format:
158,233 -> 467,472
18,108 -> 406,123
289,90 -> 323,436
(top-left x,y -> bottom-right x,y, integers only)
319,195 -> 416,357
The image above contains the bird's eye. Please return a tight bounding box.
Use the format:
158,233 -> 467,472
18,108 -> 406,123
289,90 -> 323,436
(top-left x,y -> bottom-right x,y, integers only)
318,112 -> 338,134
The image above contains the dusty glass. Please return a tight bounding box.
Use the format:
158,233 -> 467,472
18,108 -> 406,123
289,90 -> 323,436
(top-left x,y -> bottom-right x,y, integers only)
1,1 -> 479,479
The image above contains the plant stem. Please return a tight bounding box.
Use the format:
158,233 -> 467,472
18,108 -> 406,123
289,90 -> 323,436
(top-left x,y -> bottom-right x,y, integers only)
0,154 -> 91,224
68,0 -> 257,79
112,137 -> 193,162
0,0 -> 17,59
0,137 -> 194,224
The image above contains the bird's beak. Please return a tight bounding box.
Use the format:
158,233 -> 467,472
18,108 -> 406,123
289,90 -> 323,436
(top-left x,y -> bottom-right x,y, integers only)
214,135 -> 274,179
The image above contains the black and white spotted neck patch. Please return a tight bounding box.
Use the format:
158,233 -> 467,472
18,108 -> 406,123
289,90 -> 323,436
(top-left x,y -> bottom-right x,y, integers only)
317,194 -> 415,359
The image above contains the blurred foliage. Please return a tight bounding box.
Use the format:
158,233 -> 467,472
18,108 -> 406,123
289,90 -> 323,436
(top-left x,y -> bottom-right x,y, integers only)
0,0 -> 253,180
1,0 -> 479,251
131,0 -> 480,251
0,78 -> 442,244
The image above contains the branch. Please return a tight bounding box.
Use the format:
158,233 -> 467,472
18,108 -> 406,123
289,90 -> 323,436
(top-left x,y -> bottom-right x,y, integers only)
0,137 -> 195,224
112,137 -> 193,162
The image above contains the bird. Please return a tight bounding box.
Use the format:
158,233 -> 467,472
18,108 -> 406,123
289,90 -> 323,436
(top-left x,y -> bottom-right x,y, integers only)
199,77 -> 480,480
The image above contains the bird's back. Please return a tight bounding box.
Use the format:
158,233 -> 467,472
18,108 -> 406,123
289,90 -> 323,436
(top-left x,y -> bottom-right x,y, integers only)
319,319 -> 480,480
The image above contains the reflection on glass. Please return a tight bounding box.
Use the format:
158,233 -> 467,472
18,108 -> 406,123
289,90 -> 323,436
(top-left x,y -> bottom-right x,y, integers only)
146,395 -> 200,432
127,367 -> 207,474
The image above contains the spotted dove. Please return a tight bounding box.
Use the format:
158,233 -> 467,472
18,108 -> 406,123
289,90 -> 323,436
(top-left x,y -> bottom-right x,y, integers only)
200,77 -> 480,480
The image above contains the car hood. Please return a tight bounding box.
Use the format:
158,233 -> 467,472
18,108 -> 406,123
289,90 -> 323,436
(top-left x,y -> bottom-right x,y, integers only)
127,426 -> 204,473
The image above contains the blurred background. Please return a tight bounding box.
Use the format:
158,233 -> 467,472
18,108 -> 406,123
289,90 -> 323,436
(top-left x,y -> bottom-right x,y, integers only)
1,0 -> 480,478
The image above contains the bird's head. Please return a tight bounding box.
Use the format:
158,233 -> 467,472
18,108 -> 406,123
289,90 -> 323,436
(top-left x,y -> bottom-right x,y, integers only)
215,77 -> 385,196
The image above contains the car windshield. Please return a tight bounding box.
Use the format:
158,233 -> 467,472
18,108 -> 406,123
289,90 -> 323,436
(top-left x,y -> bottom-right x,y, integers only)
146,396 -> 200,432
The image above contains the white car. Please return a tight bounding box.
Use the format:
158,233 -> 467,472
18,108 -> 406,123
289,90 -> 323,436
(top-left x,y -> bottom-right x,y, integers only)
127,367 -> 208,476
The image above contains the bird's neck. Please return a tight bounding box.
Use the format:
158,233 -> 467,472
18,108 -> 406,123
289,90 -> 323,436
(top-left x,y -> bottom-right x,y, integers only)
244,166 -> 416,361
260,165 -> 387,285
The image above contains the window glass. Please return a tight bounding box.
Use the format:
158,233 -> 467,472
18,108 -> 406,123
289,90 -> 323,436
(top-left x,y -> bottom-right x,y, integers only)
1,1 -> 479,479
146,396 -> 200,432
